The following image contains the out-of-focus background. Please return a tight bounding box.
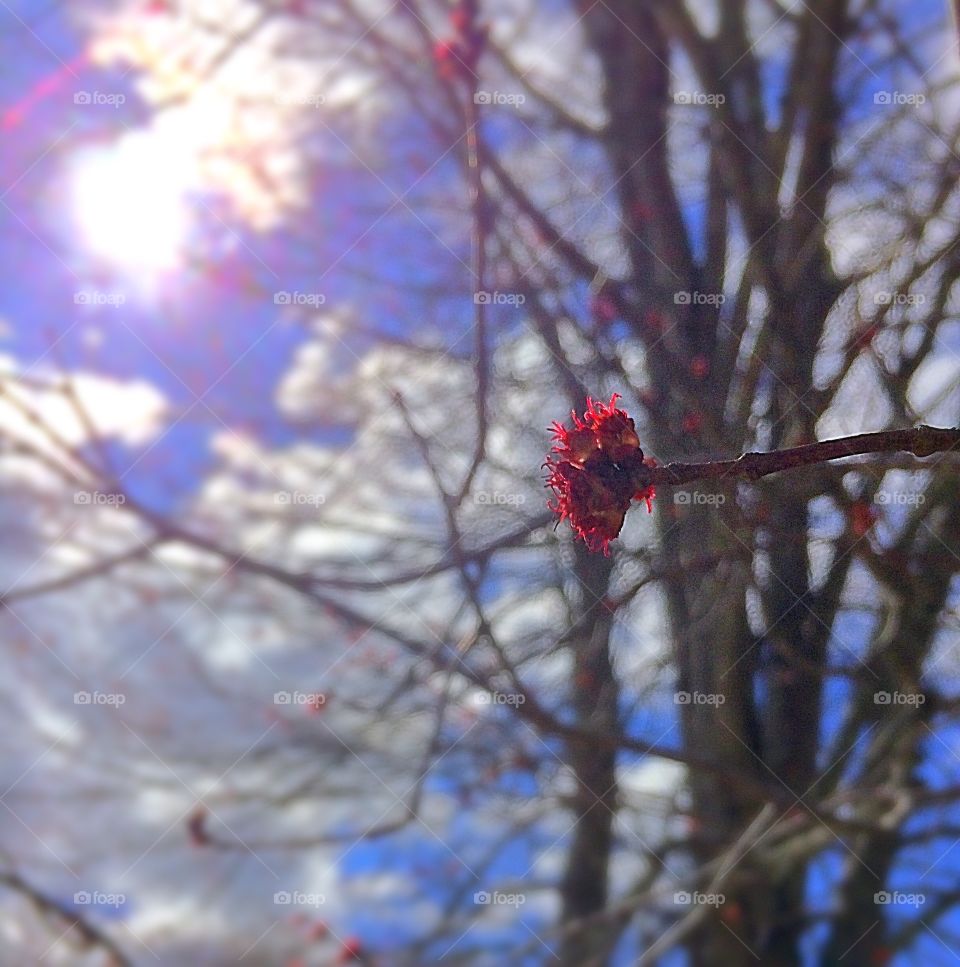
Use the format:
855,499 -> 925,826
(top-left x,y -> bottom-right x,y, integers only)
0,1 -> 958,964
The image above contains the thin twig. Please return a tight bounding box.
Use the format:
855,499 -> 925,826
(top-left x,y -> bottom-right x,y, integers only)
636,426 -> 960,488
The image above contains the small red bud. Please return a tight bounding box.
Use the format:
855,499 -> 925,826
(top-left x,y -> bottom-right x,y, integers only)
336,937 -> 364,963
850,501 -> 876,537
590,293 -> 618,326
642,310 -> 665,332
545,395 -> 655,553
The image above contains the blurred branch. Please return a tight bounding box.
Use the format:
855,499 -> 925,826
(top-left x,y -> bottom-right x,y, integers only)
456,1 -> 490,504
0,870 -> 131,966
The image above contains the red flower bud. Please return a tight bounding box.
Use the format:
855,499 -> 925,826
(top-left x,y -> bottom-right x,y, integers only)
590,292 -> 618,327
850,501 -> 876,537
433,40 -> 461,81
433,4 -> 486,83
852,324 -> 879,351
545,394 -> 655,554
336,937 -> 364,963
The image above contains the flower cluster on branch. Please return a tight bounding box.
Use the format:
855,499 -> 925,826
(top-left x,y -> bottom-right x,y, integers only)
545,394 -> 655,554
546,396 -> 960,554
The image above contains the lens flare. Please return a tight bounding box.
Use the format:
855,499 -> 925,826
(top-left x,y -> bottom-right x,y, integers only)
69,130 -> 194,279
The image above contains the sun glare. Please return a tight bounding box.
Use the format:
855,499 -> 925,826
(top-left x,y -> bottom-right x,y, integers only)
69,130 -> 195,280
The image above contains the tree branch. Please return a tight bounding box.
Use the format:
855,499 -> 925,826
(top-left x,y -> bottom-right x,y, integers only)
636,426 -> 960,489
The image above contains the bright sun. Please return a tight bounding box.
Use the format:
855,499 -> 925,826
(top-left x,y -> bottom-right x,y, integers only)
69,130 -> 194,280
